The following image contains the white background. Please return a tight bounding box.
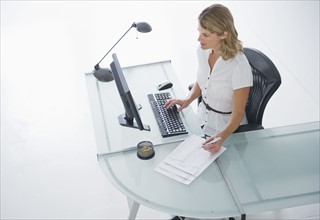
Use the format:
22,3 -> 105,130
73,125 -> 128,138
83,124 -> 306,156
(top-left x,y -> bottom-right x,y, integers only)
1,1 -> 319,219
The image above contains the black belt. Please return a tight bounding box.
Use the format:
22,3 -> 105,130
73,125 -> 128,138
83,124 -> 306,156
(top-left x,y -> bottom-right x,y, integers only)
202,100 -> 232,115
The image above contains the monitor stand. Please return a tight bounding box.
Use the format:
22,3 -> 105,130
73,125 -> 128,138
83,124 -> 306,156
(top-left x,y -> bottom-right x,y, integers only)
118,114 -> 150,131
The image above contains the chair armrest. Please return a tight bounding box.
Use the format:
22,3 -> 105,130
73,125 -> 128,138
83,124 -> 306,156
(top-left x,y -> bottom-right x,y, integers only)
234,124 -> 264,133
188,83 -> 195,91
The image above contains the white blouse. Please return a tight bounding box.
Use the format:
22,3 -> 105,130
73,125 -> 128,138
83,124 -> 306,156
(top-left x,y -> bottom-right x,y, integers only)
196,47 -> 253,136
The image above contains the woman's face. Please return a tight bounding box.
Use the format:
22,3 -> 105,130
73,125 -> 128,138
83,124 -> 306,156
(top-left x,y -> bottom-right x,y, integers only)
197,26 -> 223,51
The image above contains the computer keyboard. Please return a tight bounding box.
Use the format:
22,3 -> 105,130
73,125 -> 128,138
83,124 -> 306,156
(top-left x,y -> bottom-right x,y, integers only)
147,92 -> 188,138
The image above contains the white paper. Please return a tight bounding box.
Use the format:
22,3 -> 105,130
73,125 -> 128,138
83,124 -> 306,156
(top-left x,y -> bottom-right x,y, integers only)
155,135 -> 226,185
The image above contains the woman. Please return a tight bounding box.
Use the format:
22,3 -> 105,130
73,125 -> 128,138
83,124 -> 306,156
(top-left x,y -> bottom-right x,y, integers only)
165,4 -> 253,154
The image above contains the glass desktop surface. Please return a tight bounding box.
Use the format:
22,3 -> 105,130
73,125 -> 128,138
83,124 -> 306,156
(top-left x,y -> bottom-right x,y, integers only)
219,121 -> 320,215
85,61 -> 203,155
86,61 -> 319,218
98,141 -> 241,219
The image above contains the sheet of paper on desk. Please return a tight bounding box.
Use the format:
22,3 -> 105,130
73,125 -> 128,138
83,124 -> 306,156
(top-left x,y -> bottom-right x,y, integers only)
155,135 -> 226,185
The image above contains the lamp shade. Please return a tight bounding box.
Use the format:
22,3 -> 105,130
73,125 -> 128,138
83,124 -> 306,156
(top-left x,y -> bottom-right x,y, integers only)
133,22 -> 152,33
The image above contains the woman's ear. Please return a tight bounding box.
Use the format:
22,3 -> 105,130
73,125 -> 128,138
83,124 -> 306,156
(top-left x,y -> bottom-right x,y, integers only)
221,31 -> 228,39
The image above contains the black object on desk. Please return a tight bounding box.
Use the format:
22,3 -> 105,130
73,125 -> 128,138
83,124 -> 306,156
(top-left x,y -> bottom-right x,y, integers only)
137,141 -> 155,160
148,92 -> 188,137
157,80 -> 173,91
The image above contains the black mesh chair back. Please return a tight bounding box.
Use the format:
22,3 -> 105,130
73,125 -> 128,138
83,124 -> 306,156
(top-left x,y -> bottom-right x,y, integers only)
235,48 -> 281,132
189,47 -> 281,133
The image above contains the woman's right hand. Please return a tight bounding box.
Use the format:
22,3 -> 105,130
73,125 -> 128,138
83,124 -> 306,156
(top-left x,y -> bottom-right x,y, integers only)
164,98 -> 189,112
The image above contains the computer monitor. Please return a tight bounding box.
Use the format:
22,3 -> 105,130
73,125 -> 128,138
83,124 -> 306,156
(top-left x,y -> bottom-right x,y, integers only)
110,53 -> 150,131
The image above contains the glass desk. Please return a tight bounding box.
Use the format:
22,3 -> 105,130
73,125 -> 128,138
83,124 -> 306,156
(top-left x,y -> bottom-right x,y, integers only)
219,121 -> 320,216
95,122 -> 319,219
85,61 -> 319,219
85,60 -> 203,155
98,141 -> 240,219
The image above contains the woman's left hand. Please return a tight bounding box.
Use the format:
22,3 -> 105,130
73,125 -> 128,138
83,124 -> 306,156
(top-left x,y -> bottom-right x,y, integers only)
202,136 -> 223,153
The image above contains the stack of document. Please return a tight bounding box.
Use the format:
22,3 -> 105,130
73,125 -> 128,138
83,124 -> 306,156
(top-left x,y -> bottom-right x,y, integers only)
155,135 -> 226,185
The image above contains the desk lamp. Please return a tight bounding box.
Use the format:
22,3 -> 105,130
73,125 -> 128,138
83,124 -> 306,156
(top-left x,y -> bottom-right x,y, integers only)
93,22 -> 152,82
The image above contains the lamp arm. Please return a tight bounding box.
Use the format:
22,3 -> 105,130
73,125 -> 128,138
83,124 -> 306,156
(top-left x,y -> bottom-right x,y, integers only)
95,24 -> 134,69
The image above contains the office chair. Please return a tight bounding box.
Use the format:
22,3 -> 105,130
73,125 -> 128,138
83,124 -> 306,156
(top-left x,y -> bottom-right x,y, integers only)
188,47 -> 281,133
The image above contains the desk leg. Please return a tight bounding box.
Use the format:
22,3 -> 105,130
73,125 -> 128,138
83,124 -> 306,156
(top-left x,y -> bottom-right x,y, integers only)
127,197 -> 140,220
229,214 -> 246,220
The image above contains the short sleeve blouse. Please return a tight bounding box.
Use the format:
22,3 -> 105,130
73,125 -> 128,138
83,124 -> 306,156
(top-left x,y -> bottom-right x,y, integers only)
196,47 -> 253,136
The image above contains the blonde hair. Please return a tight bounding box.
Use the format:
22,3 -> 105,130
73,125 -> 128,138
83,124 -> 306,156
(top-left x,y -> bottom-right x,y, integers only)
198,4 -> 243,60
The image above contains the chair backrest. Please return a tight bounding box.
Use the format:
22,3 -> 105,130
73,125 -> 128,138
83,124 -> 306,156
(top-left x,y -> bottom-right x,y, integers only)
243,47 -> 281,125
